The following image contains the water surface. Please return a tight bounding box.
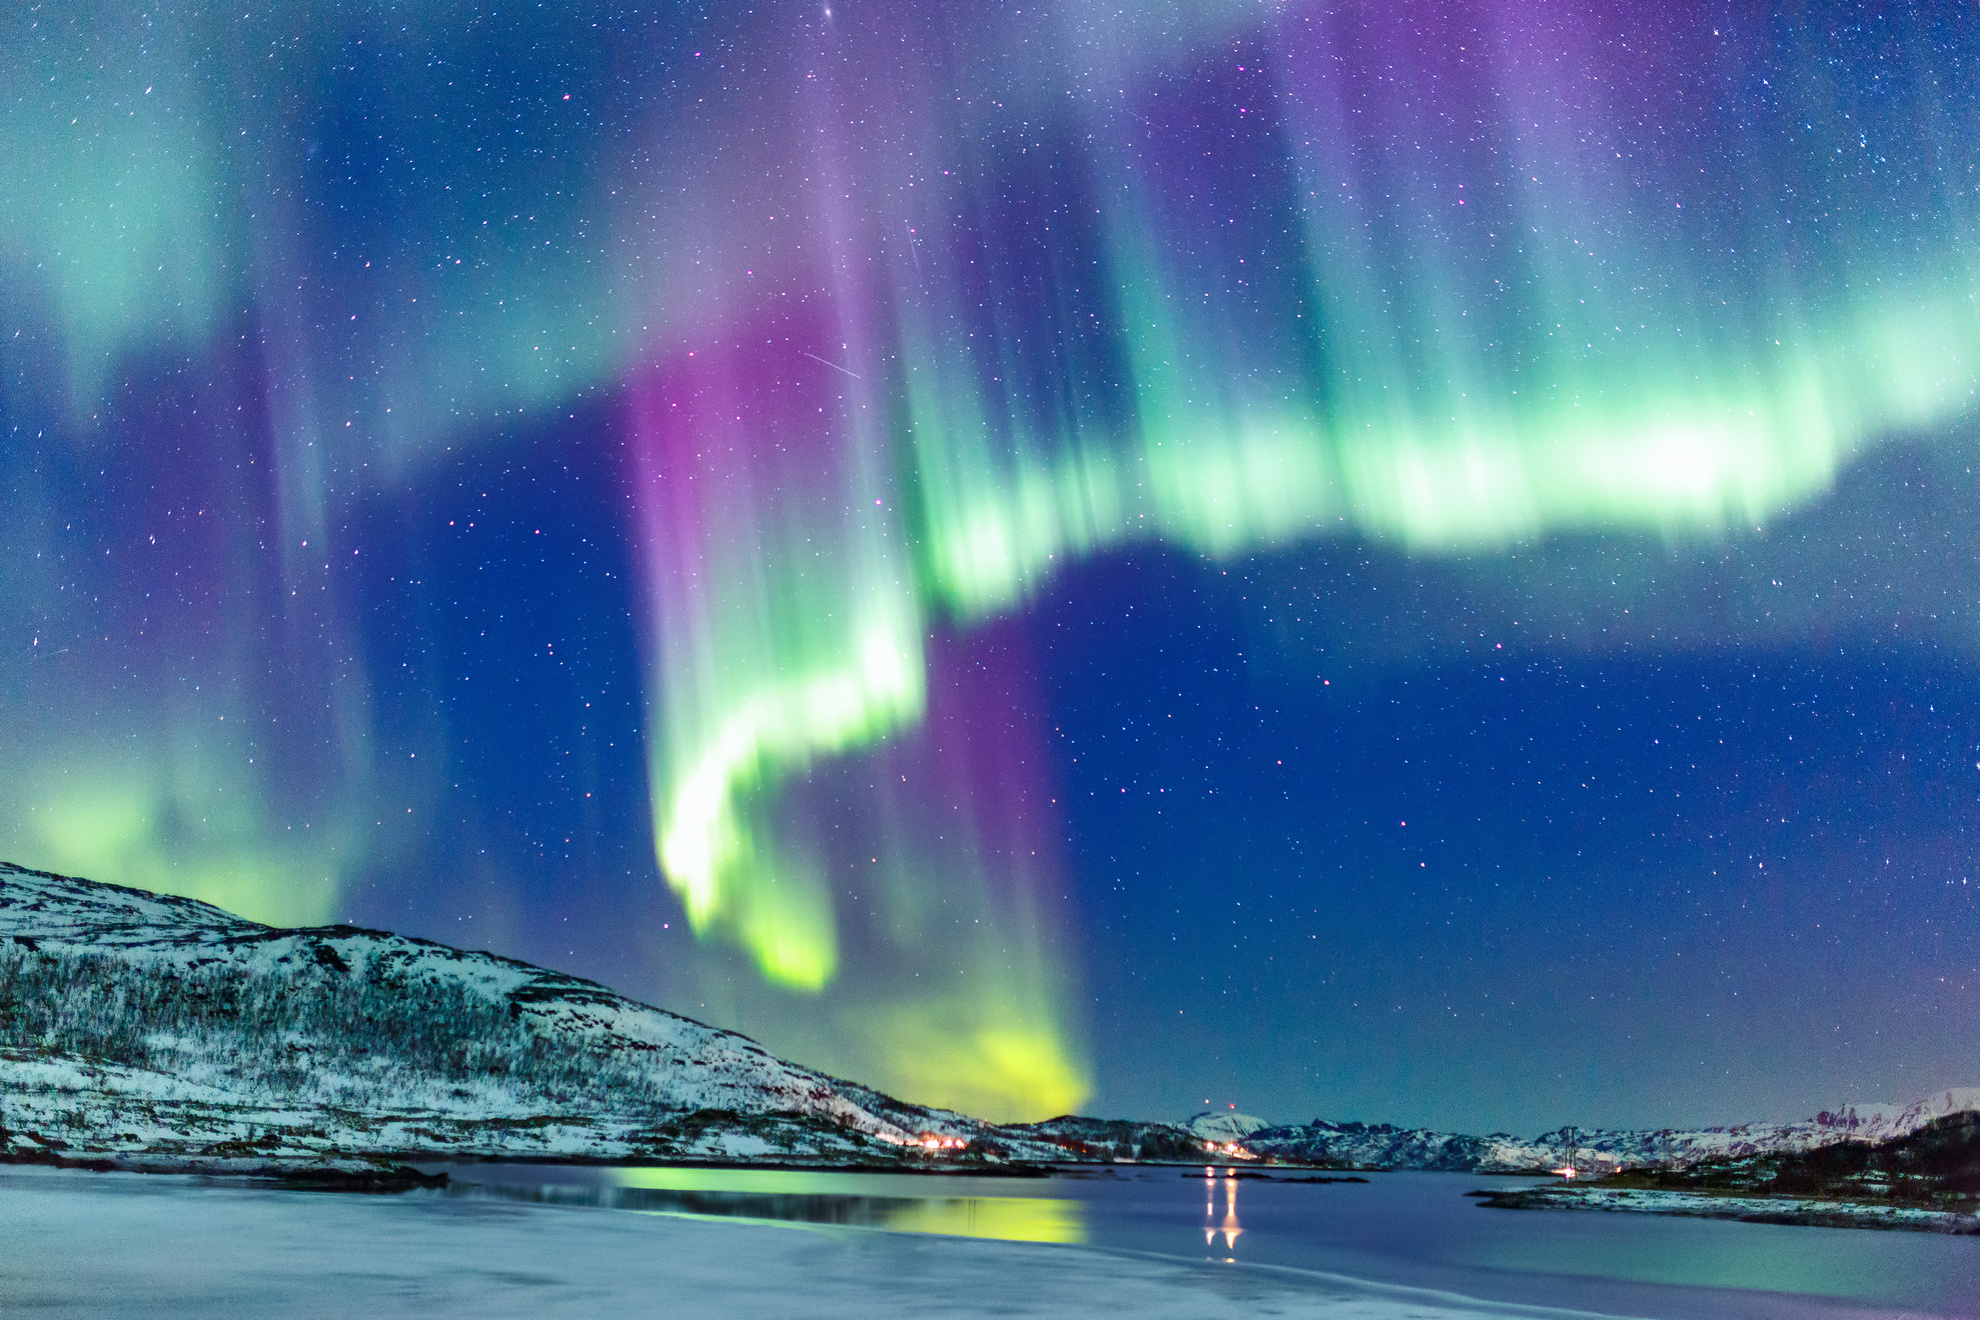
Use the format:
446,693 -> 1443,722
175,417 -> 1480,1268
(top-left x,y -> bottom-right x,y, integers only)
421,1162 -> 1980,1318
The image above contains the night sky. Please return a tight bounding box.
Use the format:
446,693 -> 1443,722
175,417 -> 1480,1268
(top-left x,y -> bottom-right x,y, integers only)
4,0 -> 1977,1131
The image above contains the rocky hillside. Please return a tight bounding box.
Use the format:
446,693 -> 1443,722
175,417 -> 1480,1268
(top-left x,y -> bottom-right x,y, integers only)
0,863 -> 1116,1173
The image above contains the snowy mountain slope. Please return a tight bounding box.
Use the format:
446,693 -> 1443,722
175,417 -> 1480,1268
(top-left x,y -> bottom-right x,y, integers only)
1807,1092 -> 1980,1144
0,863 -> 1055,1170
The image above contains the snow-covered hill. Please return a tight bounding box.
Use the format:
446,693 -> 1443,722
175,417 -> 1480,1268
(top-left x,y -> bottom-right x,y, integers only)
0,863 -> 1069,1172
1184,1111 -> 1270,1143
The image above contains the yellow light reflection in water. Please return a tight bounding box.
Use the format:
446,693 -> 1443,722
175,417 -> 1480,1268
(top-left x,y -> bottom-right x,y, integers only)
1202,1168 -> 1241,1254
877,1196 -> 1084,1245
608,1167 -> 1085,1245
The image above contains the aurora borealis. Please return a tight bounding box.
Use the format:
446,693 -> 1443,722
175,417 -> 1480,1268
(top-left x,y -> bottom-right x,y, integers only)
5,0 -> 1979,1127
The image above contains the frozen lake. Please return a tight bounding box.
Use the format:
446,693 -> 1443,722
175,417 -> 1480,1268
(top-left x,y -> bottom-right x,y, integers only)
3,1162 -> 1974,1318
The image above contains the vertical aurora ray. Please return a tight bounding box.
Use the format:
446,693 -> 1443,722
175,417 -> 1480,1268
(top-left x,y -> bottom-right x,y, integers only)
0,1 -> 681,931
1256,0 -> 1980,547
617,7 -> 1110,1110
629,304 -> 922,992
801,623 -> 1091,1122
670,621 -> 1090,1122
0,319 -> 369,927
0,3 -> 228,402
894,0 -> 1980,619
619,0 -> 1980,1116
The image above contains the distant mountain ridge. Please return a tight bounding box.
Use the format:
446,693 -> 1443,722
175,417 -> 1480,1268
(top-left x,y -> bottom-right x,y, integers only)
1236,1091 -> 1980,1174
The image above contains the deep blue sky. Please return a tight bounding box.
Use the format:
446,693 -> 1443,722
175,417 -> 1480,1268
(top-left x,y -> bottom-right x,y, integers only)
4,0 -> 1978,1131
1035,440 -> 1980,1126
323,424 -> 1980,1130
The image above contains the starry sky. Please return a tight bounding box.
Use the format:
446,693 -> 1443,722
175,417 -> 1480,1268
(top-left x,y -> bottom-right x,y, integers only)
3,0 -> 1978,1131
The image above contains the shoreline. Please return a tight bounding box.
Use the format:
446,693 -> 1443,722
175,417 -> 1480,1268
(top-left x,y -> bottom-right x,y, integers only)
2,1146 -> 1324,1191
1471,1182 -> 1980,1235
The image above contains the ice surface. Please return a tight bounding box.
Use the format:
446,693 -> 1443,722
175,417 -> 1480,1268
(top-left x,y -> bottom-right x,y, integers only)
0,1166 -> 1596,1319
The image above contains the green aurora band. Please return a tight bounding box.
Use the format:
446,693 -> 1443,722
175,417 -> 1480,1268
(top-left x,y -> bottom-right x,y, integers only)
630,3 -> 1980,1115
2,0 -> 1976,1118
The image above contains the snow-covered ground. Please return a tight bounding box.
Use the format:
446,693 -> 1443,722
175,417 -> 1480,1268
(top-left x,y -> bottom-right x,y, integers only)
0,1165 -> 1598,1319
